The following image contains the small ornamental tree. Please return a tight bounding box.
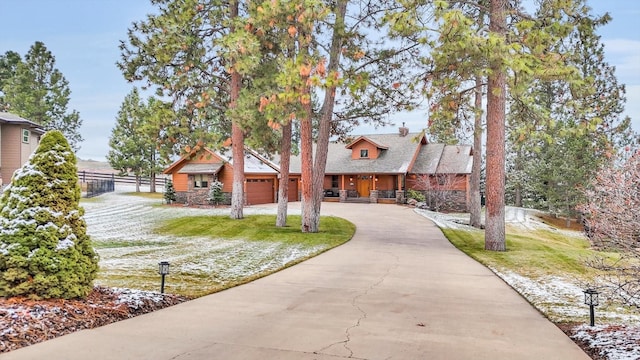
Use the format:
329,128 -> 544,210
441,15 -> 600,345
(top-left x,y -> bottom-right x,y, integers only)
164,179 -> 177,204
207,180 -> 225,206
0,130 -> 98,299
579,151 -> 640,307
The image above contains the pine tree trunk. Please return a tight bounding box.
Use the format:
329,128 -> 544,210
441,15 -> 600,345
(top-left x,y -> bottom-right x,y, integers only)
230,112 -> 244,220
300,95 -> 313,232
469,75 -> 483,228
229,0 -> 244,220
276,121 -> 292,227
485,0 -> 506,251
309,0 -> 348,233
150,173 -> 156,193
149,151 -> 156,193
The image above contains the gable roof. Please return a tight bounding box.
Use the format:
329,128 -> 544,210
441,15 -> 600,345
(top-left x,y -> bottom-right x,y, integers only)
217,148 -> 280,174
163,147 -> 279,175
0,112 -> 46,134
289,133 -> 427,174
412,144 -> 473,174
178,163 -> 223,174
345,136 -> 389,150
288,132 -> 472,175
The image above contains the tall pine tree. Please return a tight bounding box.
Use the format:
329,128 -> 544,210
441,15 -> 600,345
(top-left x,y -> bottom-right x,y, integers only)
1,42 -> 83,151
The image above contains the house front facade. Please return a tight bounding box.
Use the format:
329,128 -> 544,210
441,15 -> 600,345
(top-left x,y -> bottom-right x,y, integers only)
163,126 -> 473,211
0,112 -> 45,187
289,126 -> 473,211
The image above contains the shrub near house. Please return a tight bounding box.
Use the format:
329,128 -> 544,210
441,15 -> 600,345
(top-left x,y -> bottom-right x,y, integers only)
0,131 -> 98,299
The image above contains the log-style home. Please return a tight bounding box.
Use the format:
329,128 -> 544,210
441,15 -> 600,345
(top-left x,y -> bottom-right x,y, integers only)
163,126 -> 473,211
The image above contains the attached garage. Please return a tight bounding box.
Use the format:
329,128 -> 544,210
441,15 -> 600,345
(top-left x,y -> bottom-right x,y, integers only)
246,178 -> 274,205
164,148 -> 281,206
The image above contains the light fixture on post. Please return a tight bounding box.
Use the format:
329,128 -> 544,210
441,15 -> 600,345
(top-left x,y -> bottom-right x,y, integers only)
158,261 -> 170,294
583,288 -> 599,326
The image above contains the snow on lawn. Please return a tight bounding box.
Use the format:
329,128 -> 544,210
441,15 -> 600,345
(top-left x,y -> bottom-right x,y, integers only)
82,186 -> 322,296
415,206 -> 640,360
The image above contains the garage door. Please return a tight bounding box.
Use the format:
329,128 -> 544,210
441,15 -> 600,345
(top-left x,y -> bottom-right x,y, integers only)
246,179 -> 274,205
288,179 -> 298,202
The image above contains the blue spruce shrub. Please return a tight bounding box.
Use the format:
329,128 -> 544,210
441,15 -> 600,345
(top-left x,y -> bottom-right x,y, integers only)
0,130 -> 99,299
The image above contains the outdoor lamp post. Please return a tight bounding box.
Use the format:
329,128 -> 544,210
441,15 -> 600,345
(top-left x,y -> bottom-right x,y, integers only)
158,261 -> 170,294
583,288 -> 599,326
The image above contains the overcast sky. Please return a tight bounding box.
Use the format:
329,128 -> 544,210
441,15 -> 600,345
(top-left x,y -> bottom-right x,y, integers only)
0,0 -> 638,161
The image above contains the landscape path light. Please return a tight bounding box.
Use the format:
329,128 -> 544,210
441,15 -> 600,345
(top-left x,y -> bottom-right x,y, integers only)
158,261 -> 170,294
583,288 -> 599,326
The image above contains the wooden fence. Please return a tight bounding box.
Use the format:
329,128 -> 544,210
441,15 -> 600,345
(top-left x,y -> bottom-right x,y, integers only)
78,171 -> 167,197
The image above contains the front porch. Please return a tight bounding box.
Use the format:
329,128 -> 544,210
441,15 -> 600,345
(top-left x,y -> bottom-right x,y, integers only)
322,174 -> 406,204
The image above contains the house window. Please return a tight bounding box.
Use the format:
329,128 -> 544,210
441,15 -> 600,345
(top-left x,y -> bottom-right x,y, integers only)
331,175 -> 339,188
194,174 -> 208,188
360,149 -> 369,158
22,129 -> 30,143
437,174 -> 447,185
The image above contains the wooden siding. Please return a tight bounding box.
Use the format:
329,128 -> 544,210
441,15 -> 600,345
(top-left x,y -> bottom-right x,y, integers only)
172,173 -> 190,192
374,175 -> 395,191
0,125 -> 22,183
350,141 -> 380,160
218,164 -> 234,193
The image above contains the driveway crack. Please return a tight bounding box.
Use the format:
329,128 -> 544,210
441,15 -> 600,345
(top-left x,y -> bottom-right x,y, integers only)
316,251 -> 399,358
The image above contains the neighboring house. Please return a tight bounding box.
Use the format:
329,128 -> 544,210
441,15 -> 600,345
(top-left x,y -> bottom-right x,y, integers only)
163,126 -> 473,211
0,112 -> 45,187
163,147 -> 284,205
289,126 -> 473,211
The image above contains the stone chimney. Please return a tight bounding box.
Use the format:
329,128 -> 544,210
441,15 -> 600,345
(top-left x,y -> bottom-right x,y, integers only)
399,122 -> 409,137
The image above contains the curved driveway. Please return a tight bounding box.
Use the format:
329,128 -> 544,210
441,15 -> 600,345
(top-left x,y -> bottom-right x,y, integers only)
4,203 -> 588,360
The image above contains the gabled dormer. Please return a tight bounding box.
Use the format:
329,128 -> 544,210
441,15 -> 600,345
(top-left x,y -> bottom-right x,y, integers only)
345,136 -> 389,160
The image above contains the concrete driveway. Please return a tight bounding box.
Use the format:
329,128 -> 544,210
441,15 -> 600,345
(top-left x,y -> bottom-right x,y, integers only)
3,203 -> 589,360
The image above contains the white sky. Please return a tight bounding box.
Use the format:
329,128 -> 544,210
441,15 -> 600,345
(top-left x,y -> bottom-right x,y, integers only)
0,0 -> 638,161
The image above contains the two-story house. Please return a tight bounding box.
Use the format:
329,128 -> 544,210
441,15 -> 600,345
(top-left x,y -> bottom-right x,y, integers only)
0,112 -> 45,187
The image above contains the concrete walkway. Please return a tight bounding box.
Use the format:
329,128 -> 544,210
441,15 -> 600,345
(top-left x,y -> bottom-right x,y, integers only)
4,203 -> 589,360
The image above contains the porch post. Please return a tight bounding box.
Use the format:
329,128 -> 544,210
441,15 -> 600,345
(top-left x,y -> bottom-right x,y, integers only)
396,174 -> 406,204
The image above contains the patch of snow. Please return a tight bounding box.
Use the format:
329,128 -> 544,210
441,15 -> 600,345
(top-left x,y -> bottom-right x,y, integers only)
572,324 -> 640,360
56,237 -> 75,251
11,163 -> 44,181
114,288 -> 166,310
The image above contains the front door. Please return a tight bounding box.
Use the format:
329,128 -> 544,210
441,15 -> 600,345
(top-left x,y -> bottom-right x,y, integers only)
357,176 -> 371,197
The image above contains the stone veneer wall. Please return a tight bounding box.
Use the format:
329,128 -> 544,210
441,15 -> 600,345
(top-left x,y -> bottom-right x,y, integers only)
175,190 -> 232,205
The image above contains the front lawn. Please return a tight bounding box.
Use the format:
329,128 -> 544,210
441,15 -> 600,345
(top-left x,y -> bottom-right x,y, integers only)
88,196 -> 354,297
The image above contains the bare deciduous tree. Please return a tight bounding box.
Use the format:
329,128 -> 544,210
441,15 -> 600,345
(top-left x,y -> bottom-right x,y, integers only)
413,173 -> 467,213
579,151 -> 640,307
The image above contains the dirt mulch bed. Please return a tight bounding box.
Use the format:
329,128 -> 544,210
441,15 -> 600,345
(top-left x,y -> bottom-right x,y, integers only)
0,287 -> 189,353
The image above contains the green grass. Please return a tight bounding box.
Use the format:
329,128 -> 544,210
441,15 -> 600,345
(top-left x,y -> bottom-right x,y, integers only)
442,226 -> 610,278
95,215 -> 355,297
155,215 -> 355,248
93,240 -> 175,249
122,191 -> 164,199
